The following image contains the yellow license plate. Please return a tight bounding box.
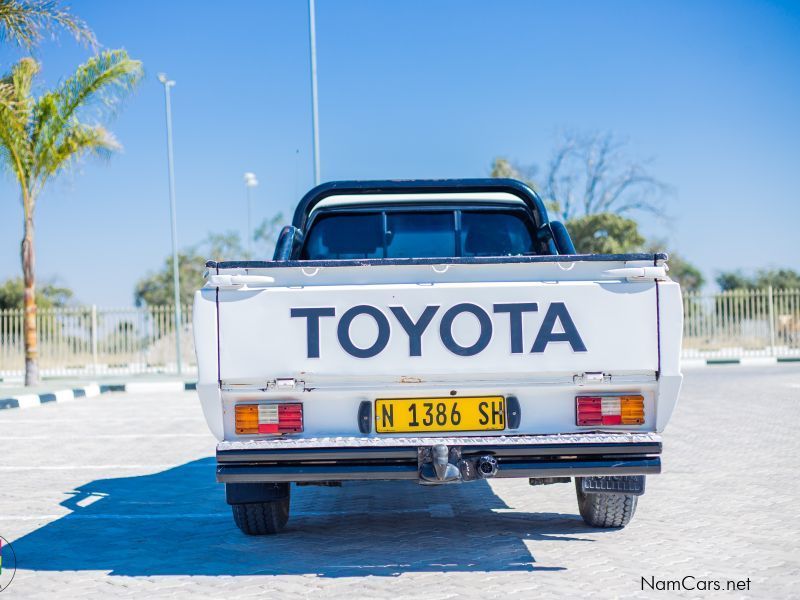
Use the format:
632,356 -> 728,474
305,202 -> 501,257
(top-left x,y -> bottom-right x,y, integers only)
375,396 -> 506,433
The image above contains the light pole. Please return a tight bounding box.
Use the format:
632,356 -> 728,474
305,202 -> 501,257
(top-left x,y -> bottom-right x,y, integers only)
308,0 -> 321,185
158,73 -> 183,376
244,172 -> 258,257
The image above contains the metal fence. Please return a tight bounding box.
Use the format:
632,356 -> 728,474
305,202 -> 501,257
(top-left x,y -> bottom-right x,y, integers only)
1,288 -> 798,377
0,305 -> 194,378
682,288 -> 800,359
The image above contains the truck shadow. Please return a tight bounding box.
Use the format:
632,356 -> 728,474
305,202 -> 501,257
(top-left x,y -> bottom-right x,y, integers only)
11,457 -> 610,577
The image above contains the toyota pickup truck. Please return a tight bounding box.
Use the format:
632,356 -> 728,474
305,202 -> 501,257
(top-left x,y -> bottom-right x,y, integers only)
193,179 -> 683,535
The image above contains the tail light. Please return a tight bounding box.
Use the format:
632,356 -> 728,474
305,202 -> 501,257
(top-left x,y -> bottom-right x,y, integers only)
576,395 -> 644,426
235,403 -> 303,435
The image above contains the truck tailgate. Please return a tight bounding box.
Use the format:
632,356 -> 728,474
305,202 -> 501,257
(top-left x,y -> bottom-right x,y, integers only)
210,261 -> 659,384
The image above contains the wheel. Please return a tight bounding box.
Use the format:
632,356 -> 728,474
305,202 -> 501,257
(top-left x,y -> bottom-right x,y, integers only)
231,497 -> 290,535
575,478 -> 638,528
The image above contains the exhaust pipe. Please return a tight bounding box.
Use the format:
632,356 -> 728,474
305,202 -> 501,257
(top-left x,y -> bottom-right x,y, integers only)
477,455 -> 498,478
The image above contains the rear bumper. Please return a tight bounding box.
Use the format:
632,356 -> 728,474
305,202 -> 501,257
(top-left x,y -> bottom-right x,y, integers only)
216,432 -> 662,483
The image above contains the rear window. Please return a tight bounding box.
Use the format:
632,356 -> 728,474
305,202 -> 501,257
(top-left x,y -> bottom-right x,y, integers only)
301,209 -> 536,260
460,211 -> 535,258
386,212 -> 454,258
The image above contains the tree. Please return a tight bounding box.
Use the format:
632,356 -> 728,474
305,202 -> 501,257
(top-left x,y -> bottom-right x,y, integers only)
715,271 -> 752,292
543,132 -> 668,221
490,157 -> 538,188
0,276 -> 72,309
133,222 -> 284,307
490,133 -> 705,290
490,157 -> 523,181
644,241 -> 705,292
716,269 -> 800,291
662,252 -> 705,293
134,250 -> 206,308
491,133 -> 669,254
253,212 -> 284,254
568,219 -> 704,290
569,218 -> 705,290
204,231 -> 245,261
492,133 -> 668,222
490,158 -> 559,214
0,51 -> 142,385
567,213 -> 645,254
0,0 -> 95,49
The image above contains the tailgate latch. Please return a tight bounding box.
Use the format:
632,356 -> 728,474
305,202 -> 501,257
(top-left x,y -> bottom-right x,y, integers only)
266,378 -> 305,391
574,372 -> 611,386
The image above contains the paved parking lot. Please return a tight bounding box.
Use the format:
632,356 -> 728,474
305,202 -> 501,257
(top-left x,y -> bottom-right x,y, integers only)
0,365 -> 798,598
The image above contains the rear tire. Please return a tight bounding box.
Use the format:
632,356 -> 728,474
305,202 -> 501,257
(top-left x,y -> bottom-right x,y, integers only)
232,496 -> 290,535
575,478 -> 638,528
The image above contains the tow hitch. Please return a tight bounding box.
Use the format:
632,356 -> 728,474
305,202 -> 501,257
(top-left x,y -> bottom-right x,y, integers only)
418,444 -> 499,484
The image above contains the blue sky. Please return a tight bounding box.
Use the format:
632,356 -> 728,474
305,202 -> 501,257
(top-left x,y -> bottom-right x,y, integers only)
0,0 -> 798,305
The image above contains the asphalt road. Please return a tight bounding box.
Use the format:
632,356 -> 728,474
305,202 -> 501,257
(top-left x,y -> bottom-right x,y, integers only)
0,366 -> 797,598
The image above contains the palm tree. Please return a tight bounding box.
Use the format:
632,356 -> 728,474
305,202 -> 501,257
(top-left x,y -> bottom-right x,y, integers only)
0,50 -> 142,385
0,0 -> 95,49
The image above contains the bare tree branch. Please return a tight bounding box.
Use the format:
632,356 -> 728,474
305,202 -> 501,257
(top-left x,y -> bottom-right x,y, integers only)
491,131 -> 669,222
544,131 -> 667,220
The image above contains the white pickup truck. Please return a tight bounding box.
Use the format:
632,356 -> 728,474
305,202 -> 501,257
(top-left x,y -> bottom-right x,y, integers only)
193,179 -> 682,535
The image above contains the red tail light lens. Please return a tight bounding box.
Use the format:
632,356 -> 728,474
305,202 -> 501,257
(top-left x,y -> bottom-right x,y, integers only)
276,403 -> 303,433
576,395 -> 644,426
235,403 -> 303,434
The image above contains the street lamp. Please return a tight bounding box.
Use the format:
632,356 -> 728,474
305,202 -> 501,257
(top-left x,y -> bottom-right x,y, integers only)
244,172 -> 258,257
158,73 -> 183,376
308,0 -> 321,185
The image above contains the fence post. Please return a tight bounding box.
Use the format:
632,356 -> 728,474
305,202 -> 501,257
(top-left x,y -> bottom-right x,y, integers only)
767,286 -> 776,356
91,304 -> 98,375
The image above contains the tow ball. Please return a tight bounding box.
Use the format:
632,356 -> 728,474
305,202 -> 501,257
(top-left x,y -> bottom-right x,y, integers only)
418,444 -> 499,484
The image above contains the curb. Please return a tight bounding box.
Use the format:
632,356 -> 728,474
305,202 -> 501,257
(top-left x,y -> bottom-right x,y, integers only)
0,381 -> 197,411
682,356 -> 800,368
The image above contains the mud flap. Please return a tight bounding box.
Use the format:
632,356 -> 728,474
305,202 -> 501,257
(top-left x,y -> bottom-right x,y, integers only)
580,475 -> 646,496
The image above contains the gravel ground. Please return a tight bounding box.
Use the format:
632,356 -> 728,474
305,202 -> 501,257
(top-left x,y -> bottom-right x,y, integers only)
0,365 -> 797,599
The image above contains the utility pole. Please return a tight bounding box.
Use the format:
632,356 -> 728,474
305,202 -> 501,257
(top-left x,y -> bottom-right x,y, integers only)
244,172 -> 258,257
158,73 -> 183,376
308,0 -> 321,185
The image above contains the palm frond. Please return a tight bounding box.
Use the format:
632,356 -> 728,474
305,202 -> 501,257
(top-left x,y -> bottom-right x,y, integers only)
33,49 -> 142,179
34,122 -> 118,190
0,51 -> 141,213
8,55 -> 38,102
0,0 -> 96,49
48,49 -> 142,123
0,57 -> 37,190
